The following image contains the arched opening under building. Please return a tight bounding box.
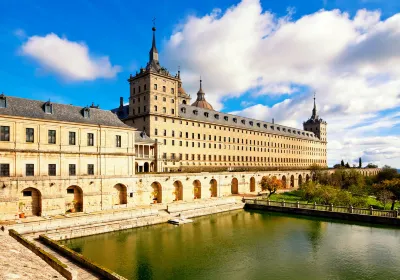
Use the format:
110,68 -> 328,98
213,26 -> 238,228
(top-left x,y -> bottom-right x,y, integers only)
298,175 -> 303,186
151,182 -> 162,203
306,174 -> 310,183
173,180 -> 183,201
193,180 -> 201,199
250,177 -> 256,192
290,175 -> 295,188
66,186 -> 83,213
20,187 -> 42,216
231,178 -> 239,194
282,176 -> 287,188
113,184 -> 127,205
144,162 -> 149,173
210,179 -> 217,197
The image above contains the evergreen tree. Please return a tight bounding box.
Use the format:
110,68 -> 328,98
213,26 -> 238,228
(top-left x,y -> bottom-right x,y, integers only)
345,162 -> 350,168
358,157 -> 362,168
341,160 -> 345,167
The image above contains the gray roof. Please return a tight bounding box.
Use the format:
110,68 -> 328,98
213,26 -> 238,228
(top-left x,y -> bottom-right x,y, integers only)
178,104 -> 321,141
111,105 -> 129,120
0,95 -> 131,128
134,131 -> 156,144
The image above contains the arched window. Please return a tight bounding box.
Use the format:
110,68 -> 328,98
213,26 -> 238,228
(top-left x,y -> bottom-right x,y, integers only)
249,121 -> 253,126
214,114 -> 219,119
171,88 -> 174,94
257,123 -> 260,127
171,99 -> 175,103
204,112 -> 209,117
181,107 -> 186,113
193,110 -> 198,115
154,84 -> 157,90
182,100 -> 187,104
241,120 -> 245,124
43,101 -> 53,114
233,118 -> 237,123
163,86 -> 166,92
82,107 -> 90,118
224,116 -> 228,121
154,105 -> 158,111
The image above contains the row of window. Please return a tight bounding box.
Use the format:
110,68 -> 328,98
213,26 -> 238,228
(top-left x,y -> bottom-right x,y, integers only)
181,107 -> 319,138
132,84 -> 175,94
152,116 -> 322,144
154,129 -> 325,152
161,153 -> 326,164
0,163 -> 94,177
0,126 -> 122,147
132,106 -> 175,115
132,95 -> 175,103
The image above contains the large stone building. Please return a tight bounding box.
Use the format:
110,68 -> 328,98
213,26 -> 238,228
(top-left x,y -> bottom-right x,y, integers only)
113,27 -> 328,172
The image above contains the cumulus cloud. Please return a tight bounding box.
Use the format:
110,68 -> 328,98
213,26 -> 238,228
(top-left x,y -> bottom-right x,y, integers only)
20,33 -> 121,81
162,0 -> 400,167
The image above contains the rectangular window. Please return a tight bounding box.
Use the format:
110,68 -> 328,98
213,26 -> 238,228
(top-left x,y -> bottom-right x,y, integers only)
0,126 -> 10,141
26,128 -> 34,143
26,164 -> 34,176
48,164 -> 56,176
69,164 -> 76,176
87,133 -> 94,146
88,164 -> 94,175
155,129 -> 158,136
69,132 -> 76,145
0,164 -> 10,176
116,135 -> 122,147
48,130 -> 56,144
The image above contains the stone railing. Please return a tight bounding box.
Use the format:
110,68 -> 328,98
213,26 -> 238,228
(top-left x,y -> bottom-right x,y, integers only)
243,198 -> 398,218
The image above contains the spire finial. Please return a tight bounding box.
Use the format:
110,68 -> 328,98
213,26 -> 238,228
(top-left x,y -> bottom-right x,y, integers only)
200,76 -> 203,90
149,19 -> 159,63
312,91 -> 317,118
152,17 -> 156,30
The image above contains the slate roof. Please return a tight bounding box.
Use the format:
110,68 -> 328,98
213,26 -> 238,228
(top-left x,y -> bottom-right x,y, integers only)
111,105 -> 129,120
134,131 -> 156,144
0,95 -> 131,128
178,104 -> 321,141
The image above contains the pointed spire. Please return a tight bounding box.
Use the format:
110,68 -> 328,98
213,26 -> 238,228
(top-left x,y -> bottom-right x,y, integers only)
197,77 -> 205,100
312,92 -> 317,119
149,20 -> 159,63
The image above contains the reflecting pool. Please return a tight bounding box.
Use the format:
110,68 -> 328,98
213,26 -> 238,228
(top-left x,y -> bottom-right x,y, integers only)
62,210 -> 400,280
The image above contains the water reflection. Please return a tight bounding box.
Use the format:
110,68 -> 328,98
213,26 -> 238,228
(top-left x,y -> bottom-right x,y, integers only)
63,210 -> 400,280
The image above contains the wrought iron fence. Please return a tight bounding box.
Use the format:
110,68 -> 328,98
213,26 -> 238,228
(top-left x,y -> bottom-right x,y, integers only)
244,198 -> 398,218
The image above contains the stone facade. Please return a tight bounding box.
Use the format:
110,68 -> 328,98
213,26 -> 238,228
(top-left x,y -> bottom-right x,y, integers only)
113,27 -> 328,172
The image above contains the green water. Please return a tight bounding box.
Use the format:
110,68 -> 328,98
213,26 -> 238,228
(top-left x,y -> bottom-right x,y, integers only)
62,210 -> 400,280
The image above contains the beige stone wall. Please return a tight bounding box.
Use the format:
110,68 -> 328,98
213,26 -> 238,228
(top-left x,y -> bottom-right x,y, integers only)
125,71 -> 327,172
0,169 -> 380,220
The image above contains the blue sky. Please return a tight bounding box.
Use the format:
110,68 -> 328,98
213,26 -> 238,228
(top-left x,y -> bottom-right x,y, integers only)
0,0 -> 399,167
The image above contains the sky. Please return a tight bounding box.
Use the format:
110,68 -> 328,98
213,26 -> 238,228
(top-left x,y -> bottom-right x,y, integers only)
0,0 -> 399,168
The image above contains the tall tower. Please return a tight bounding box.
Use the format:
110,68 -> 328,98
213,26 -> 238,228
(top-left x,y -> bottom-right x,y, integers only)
303,93 -> 327,142
125,26 -> 191,135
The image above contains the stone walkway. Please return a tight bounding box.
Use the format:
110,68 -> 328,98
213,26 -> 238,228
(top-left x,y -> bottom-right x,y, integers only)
30,237 -> 100,280
0,232 -> 63,280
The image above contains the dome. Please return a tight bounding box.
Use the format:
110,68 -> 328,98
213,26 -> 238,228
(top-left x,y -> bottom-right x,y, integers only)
191,79 -> 214,110
178,86 -> 186,95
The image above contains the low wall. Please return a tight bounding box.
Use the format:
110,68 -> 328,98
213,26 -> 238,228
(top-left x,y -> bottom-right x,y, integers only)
245,204 -> 400,226
39,235 -> 126,280
168,198 -> 244,218
8,229 -> 77,280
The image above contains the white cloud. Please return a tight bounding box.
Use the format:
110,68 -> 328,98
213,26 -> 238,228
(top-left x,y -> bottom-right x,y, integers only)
162,0 -> 400,167
20,33 -> 121,81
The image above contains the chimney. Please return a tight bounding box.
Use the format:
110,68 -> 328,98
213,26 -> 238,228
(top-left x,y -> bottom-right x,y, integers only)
120,97 -> 124,108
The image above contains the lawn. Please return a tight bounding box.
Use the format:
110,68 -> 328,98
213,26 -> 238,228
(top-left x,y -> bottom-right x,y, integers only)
267,190 -> 400,210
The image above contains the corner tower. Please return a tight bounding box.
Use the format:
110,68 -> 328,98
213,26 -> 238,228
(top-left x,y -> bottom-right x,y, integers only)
303,93 -> 327,142
125,26 -> 191,135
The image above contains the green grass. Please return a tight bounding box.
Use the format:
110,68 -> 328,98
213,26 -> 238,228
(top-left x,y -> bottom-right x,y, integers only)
268,190 -> 400,210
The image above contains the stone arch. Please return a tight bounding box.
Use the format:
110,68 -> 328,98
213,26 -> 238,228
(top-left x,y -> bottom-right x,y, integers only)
151,182 -> 162,203
144,162 -> 150,172
306,174 -> 310,183
290,175 -> 295,188
193,180 -> 201,199
231,178 -> 239,194
20,187 -> 42,216
173,180 -> 183,201
282,175 -> 287,188
298,175 -> 303,186
66,186 -> 83,213
250,177 -> 256,192
210,179 -> 218,197
113,184 -> 127,205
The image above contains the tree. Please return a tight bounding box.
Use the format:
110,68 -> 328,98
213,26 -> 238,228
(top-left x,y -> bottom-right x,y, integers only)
359,157 -> 362,168
376,189 -> 394,210
376,166 -> 398,182
345,162 -> 350,168
366,163 -> 378,168
341,160 -> 345,167
374,178 -> 400,210
259,176 -> 283,198
333,164 -> 342,169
